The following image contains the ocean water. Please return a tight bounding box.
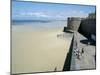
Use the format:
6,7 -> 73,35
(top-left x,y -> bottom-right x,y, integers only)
12,20 -> 67,29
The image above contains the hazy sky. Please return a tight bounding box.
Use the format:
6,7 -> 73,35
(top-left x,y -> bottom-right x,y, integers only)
12,0 -> 96,20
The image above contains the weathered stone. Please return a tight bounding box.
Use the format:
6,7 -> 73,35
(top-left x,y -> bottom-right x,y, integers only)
67,17 -> 81,31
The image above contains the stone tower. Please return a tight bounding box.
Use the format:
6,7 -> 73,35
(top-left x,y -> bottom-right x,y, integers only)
67,17 -> 81,32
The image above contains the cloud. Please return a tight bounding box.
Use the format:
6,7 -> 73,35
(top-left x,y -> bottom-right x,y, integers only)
13,10 -> 88,20
48,10 -> 88,20
66,10 -> 88,18
19,12 -> 50,18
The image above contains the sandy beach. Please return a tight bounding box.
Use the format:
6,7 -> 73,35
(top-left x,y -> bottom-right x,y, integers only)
12,25 -> 72,74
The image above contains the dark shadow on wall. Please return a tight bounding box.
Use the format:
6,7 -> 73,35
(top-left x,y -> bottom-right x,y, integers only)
80,39 -> 96,46
63,36 -> 74,71
78,19 -> 96,38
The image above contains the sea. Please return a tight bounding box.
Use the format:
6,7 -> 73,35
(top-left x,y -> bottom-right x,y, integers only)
12,20 -> 67,29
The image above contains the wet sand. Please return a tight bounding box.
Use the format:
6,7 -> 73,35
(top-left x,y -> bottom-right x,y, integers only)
12,25 -> 72,74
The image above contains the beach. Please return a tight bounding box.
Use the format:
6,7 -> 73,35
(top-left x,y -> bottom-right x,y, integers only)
12,21 -> 73,74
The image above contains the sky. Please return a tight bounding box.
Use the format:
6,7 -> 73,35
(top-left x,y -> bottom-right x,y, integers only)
12,0 -> 96,20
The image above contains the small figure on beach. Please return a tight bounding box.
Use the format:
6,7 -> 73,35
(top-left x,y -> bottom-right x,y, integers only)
54,67 -> 57,72
81,48 -> 84,56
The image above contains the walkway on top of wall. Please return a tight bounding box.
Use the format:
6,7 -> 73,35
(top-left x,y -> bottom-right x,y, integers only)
70,32 -> 96,70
